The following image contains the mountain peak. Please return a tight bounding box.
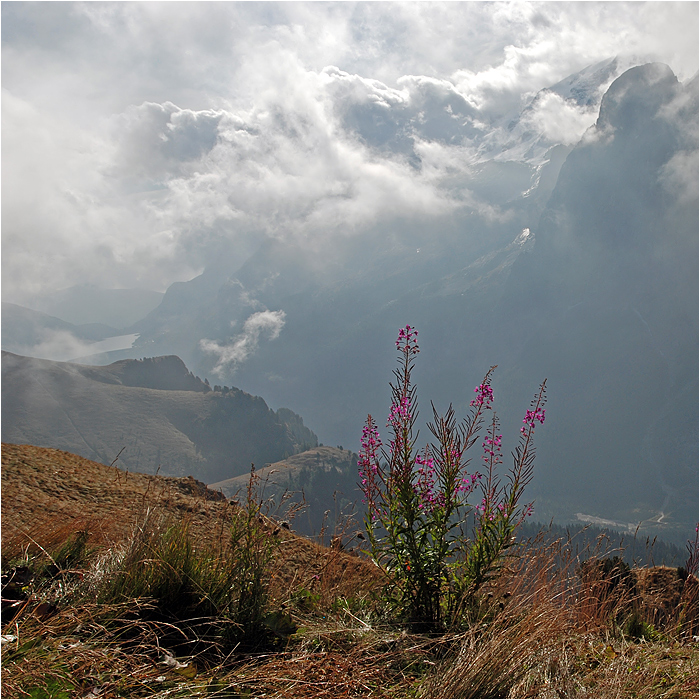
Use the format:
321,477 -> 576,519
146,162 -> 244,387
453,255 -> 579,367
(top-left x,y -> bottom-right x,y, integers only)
597,63 -> 678,131
94,355 -> 211,392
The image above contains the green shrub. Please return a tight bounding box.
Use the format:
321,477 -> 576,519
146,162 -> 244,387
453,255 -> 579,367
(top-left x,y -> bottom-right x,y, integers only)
623,611 -> 659,641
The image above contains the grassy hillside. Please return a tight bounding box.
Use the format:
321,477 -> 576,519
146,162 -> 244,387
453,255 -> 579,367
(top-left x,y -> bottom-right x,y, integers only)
1,444 -> 697,698
210,446 -> 361,539
1,352 -> 316,483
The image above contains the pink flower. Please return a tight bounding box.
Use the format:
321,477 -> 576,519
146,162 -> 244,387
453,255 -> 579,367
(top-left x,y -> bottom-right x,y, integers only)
396,325 -> 420,355
387,397 -> 411,426
359,416 -> 382,509
482,432 -> 503,466
470,383 -> 494,408
520,407 -> 546,434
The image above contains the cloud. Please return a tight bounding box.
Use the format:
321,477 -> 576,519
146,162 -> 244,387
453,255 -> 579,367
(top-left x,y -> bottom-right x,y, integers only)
110,101 -> 225,183
12,329 -> 99,363
654,74 -> 699,205
103,67 -> 457,251
200,309 -> 287,376
2,2 -> 697,304
520,91 -> 599,146
450,3 -> 698,118
658,149 -> 699,205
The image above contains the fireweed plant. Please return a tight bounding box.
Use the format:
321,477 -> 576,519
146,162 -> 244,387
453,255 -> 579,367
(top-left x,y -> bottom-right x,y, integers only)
359,326 -> 547,630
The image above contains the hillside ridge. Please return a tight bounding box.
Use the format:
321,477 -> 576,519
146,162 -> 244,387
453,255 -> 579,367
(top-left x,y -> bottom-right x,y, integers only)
1,442 -> 379,595
1,352 -> 317,483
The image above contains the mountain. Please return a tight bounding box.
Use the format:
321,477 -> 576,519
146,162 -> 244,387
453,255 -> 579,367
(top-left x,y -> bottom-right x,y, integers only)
1,302 -> 123,361
483,56 -> 644,163
4,62 -> 694,543
489,63 -> 698,539
172,64 -> 698,542
209,445 -> 361,538
1,352 -> 317,483
113,61 -> 649,372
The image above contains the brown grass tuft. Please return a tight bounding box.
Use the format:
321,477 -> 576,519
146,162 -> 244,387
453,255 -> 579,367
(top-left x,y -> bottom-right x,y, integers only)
419,537 -> 699,699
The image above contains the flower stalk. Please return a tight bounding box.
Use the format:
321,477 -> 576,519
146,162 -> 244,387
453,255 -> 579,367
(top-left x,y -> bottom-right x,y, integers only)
358,326 -> 547,630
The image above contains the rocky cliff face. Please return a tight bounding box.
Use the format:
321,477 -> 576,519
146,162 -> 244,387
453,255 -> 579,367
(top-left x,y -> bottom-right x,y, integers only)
495,64 -> 698,535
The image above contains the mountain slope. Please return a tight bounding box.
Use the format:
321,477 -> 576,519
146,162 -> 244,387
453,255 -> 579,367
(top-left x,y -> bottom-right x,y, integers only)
210,445 -> 360,537
17,63 -> 694,540
491,63 -> 698,537
1,352 -> 317,483
0,442 -> 380,602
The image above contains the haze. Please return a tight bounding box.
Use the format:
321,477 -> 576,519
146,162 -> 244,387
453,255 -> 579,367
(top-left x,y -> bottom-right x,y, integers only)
2,2 -> 698,543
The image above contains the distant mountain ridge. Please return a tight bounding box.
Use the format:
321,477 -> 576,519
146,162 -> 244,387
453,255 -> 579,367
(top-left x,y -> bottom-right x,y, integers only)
2,61 -> 696,544
1,302 -> 121,358
79,355 -> 211,392
98,62 -> 697,542
210,445 -> 360,537
20,284 -> 165,328
1,351 -> 317,483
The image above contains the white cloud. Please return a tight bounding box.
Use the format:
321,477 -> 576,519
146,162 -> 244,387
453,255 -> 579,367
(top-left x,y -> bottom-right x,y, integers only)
2,2 -> 697,303
110,101 -> 225,183
12,329 -> 97,363
658,149 -> 699,205
520,91 -> 599,145
200,309 -> 287,376
100,67 -> 456,253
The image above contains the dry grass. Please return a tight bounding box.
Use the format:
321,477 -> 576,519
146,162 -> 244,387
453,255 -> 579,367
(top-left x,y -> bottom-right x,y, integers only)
1,443 -> 384,603
2,444 -> 698,699
2,601 -> 179,698
419,537 -> 699,699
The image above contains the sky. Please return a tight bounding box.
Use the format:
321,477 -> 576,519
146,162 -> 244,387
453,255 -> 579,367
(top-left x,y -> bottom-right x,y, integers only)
2,1 -> 698,305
